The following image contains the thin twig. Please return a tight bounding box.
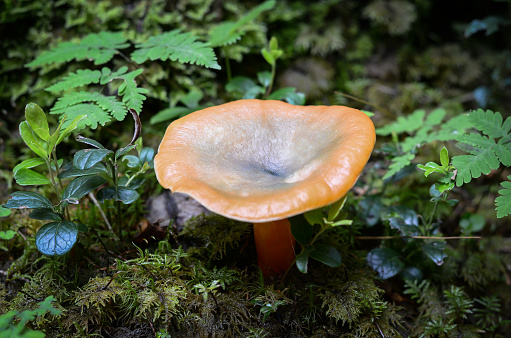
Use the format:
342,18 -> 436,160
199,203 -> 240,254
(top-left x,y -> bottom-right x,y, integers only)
88,192 -> 114,234
355,235 -> 481,240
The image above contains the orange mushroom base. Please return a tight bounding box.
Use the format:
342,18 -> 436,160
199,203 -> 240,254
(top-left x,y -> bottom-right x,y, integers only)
253,219 -> 296,276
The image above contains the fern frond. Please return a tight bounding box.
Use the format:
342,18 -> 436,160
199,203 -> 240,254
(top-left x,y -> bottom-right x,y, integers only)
376,109 -> 425,136
383,153 -> 415,180
468,109 -> 511,139
496,176 -> 511,218
131,30 -> 220,70
46,69 -> 102,92
117,69 -> 149,112
51,92 -> 128,129
452,151 -> 500,186
208,0 -> 275,47
26,32 -> 129,67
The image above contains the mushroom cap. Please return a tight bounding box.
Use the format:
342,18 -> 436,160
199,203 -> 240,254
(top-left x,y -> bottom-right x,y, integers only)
155,99 -> 375,223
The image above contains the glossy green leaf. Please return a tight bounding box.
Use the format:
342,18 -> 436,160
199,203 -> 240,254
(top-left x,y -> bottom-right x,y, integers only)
399,266 -> 423,281
13,158 -> 46,174
388,217 -> 420,236
25,102 -> 50,140
261,48 -> 275,66
14,168 -> 51,186
366,248 -> 404,280
0,230 -> 15,240
115,144 -> 136,160
29,208 -> 62,221
116,187 -> 139,204
417,162 -> 445,177
290,215 -> 313,245
35,221 -> 78,255
140,147 -> 155,168
295,249 -> 309,274
75,136 -> 105,149
257,71 -> 272,88
73,149 -> 112,169
122,154 -> 141,168
56,114 -> 87,145
3,191 -> 53,209
304,208 -> 324,226
459,213 -> 486,235
19,121 -> 47,158
62,175 -> 107,201
57,163 -> 107,178
76,223 -> 88,232
97,186 -> 116,201
47,117 -> 65,153
422,241 -> 447,266
309,244 -> 342,267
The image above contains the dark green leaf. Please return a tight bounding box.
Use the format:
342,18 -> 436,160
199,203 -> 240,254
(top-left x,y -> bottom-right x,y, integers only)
117,187 -> 139,204
76,223 -> 88,232
57,163 -> 107,178
14,168 -> 51,186
74,149 -> 112,169
25,103 -> 50,141
290,215 -> 313,245
150,107 -> 194,124
327,195 -> 348,222
388,217 -> 419,236
422,241 -> 447,266
3,191 -> 53,209
76,136 -> 105,149
62,175 -> 107,200
257,71 -> 272,87
366,248 -> 404,280
358,195 -> 383,227
29,208 -> 62,221
19,121 -> 47,158
181,88 -> 203,109
309,244 -> 342,267
35,221 -> 78,255
225,76 -> 257,94
140,147 -> 155,167
97,186 -> 116,201
56,115 -> 87,145
295,249 -> 309,274
399,266 -> 423,281
459,213 -> 486,235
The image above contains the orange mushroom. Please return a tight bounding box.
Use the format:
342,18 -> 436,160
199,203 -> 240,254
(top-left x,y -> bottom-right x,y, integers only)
154,99 -> 375,276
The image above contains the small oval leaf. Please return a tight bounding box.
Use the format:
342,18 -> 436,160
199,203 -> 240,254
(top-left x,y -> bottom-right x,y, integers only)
3,191 -> 53,209
295,249 -> 309,274
75,136 -> 105,149
366,248 -> 404,280
19,121 -> 47,158
290,215 -> 313,246
57,163 -> 108,179
25,103 -> 50,141
13,158 -> 46,175
29,208 -> 62,221
117,187 -> 139,204
74,149 -> 112,170
36,221 -> 78,255
309,244 -> 342,267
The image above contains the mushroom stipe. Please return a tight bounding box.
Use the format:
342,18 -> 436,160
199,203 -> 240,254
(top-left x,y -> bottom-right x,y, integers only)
155,99 -> 375,276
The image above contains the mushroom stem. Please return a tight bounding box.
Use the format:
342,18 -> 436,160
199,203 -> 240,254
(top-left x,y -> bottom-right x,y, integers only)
253,219 -> 296,276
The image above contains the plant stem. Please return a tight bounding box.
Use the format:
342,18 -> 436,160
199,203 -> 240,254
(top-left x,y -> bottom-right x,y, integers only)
88,192 -> 115,235
223,46 -> 232,82
264,63 -> 276,98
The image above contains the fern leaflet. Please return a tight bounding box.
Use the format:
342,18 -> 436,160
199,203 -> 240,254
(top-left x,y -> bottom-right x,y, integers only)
26,31 -> 129,67
131,30 -> 220,70
208,0 -> 276,47
46,69 -> 102,92
452,110 -> 511,186
376,109 -> 426,136
496,176 -> 511,218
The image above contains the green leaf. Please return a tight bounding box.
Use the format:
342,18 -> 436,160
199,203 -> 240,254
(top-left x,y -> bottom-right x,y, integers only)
19,121 -> 47,158
27,31 -> 129,67
209,0 -> 276,47
46,69 -> 101,92
51,103 -> 111,131
257,71 -> 272,88
57,164 -> 107,179
132,29 -> 220,69
459,213 -> 486,234
304,208 -> 324,226
261,48 -> 275,66
0,206 -> 11,217
388,217 -> 419,236
56,114 -> 87,145
376,109 -> 426,136
295,249 -> 309,274
181,88 -> 204,109
122,155 -> 141,168
225,76 -> 257,94
29,208 -> 62,221
290,215 -> 313,245
13,158 -> 46,175
14,168 -> 51,186
62,175 -> 107,200
35,221 -> 78,255
366,248 -> 404,280
47,117 -> 64,154
417,162 -> 445,177
468,109 -> 511,138
150,107 -> 193,124
496,176 -> 511,218
309,244 -> 342,267
440,147 -> 449,168
452,151 -> 500,186
0,230 -> 15,240
383,153 -> 415,180
3,191 -> 53,209
76,136 -> 105,149
422,241 -> 447,265
73,149 -> 113,170
25,103 -> 50,141
139,147 -> 155,167
327,195 -> 348,222
96,186 -> 139,204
